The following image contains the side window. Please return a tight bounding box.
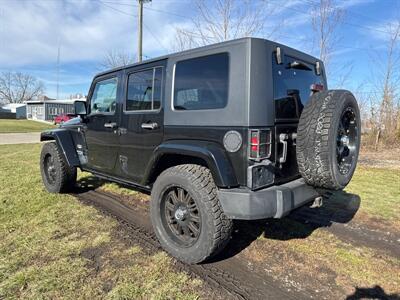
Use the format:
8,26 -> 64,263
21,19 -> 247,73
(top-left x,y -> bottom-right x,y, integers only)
173,53 -> 229,110
90,77 -> 118,114
126,67 -> 163,111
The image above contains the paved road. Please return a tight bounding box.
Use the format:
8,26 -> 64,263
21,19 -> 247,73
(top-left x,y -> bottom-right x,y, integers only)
0,132 -> 41,145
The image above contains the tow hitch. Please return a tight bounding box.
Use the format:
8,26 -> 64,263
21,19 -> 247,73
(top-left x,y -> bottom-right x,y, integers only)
278,132 -> 297,168
310,196 -> 323,208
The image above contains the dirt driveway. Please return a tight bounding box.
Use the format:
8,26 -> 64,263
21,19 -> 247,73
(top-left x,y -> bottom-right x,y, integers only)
74,184 -> 400,300
0,132 -> 41,144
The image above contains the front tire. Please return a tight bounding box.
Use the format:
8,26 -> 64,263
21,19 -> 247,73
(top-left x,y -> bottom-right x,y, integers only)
40,142 -> 77,193
150,164 -> 232,264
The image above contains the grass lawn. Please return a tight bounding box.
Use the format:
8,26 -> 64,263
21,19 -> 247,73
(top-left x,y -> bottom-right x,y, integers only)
346,166 -> 400,221
1,143 -> 398,299
0,120 -> 55,133
0,143 -> 201,299
246,166 -> 400,297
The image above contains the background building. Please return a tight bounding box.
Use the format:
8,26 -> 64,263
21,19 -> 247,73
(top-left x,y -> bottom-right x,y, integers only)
26,99 -> 86,122
0,103 -> 26,119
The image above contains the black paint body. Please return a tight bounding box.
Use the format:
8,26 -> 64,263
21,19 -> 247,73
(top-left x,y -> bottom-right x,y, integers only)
40,38 -> 327,193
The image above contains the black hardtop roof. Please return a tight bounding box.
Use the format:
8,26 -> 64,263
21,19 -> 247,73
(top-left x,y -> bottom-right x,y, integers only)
95,37 -> 321,78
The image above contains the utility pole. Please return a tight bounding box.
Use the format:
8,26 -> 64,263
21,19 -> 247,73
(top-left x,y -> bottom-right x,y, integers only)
137,0 -> 151,62
56,40 -> 60,100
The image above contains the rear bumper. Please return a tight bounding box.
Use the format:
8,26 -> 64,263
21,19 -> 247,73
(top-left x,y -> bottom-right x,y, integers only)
217,178 -> 319,220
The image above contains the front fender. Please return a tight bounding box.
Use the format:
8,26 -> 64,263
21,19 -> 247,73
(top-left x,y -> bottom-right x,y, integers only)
144,140 -> 238,188
40,129 -> 80,167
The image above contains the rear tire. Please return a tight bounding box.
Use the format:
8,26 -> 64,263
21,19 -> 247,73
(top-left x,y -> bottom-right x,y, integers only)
40,142 -> 77,193
150,164 -> 232,264
297,90 -> 361,190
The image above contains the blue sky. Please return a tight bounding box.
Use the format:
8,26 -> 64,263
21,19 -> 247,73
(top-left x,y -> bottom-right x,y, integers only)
0,0 -> 398,99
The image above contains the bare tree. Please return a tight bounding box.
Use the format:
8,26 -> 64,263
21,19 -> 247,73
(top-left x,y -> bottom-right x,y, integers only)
309,0 -> 353,87
0,72 -> 44,104
370,19 -> 400,149
174,0 -> 279,51
310,0 -> 345,66
99,50 -> 136,70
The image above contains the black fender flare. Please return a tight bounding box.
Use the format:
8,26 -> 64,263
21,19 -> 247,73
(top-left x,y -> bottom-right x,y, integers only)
40,129 -> 80,167
144,140 -> 238,188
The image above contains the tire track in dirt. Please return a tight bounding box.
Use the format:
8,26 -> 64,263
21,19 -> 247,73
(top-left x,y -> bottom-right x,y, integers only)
287,193 -> 400,258
74,190 -> 309,300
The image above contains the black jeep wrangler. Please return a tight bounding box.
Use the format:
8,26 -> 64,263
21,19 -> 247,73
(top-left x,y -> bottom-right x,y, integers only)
40,38 -> 360,264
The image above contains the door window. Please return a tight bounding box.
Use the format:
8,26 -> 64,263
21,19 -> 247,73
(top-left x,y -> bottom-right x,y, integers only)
126,67 -> 163,111
90,77 -> 118,114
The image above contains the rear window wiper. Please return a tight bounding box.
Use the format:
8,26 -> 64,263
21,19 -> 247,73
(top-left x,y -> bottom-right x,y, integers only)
287,61 -> 312,71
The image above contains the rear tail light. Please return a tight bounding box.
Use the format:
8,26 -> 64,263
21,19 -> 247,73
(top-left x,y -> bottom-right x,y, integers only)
249,129 -> 272,161
310,83 -> 324,92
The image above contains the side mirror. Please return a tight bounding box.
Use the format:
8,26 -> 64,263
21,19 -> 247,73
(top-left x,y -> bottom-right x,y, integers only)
74,100 -> 87,116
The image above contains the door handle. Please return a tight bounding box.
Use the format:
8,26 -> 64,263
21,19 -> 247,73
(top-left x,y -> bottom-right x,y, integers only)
104,122 -> 117,129
141,122 -> 159,130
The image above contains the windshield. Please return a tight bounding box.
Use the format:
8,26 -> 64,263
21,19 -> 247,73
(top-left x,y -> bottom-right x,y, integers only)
273,54 -> 325,120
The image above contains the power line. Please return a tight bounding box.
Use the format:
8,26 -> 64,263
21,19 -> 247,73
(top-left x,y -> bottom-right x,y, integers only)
269,0 -> 395,36
143,22 -> 169,52
303,0 -> 398,28
97,0 -> 136,17
97,0 -> 392,56
101,1 -> 191,19
97,0 -> 169,55
276,32 -> 382,52
99,0 -> 390,53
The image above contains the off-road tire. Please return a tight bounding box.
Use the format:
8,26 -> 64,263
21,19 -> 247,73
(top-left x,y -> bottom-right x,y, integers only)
150,164 -> 233,264
297,90 -> 360,190
40,142 -> 77,193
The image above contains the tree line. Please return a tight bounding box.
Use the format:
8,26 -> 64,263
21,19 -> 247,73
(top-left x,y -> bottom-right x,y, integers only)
1,0 -> 398,150
0,72 -> 44,104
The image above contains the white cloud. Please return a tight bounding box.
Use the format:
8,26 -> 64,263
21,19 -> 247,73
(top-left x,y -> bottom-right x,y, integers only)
337,0 -> 375,9
364,18 -> 400,43
0,0 -> 183,67
0,0 -> 385,98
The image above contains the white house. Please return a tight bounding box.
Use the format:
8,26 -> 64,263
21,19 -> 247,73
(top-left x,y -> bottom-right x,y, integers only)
26,98 -> 86,121
0,103 -> 27,119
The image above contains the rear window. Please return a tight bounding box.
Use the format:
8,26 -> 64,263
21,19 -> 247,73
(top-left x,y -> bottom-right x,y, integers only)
273,55 -> 323,119
173,53 -> 229,110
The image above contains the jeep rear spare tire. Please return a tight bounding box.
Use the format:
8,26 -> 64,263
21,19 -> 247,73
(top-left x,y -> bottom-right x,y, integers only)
296,90 -> 360,190
150,164 -> 233,264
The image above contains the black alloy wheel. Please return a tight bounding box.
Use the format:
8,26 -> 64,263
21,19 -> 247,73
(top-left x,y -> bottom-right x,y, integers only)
150,164 -> 233,264
40,142 -> 77,193
161,186 -> 201,247
43,153 -> 57,185
336,107 -> 358,175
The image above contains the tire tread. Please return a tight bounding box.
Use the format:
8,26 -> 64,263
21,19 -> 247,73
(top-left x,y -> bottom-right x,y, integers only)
40,142 -> 77,193
297,90 -> 360,190
152,164 -> 232,263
